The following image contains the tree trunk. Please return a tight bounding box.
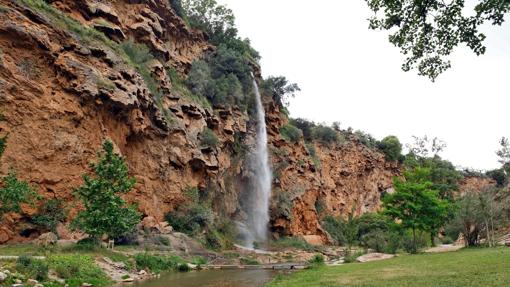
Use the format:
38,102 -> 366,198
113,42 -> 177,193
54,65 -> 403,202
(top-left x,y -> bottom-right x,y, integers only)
430,232 -> 436,247
412,227 -> 417,253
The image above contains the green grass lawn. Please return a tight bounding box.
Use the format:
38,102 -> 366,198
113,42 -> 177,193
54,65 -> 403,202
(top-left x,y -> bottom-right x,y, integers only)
267,247 -> 510,287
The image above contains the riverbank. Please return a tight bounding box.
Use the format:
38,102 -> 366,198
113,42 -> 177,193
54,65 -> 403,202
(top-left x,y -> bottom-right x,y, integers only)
267,247 -> 510,287
0,240 -> 340,287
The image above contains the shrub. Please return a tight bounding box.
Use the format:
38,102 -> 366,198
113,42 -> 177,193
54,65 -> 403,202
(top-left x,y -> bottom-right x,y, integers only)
402,231 -> 428,253
271,237 -> 315,251
280,124 -> 302,143
0,169 -> 38,219
191,256 -> 207,265
377,135 -> 403,161
291,118 -> 315,142
239,257 -> 259,265
134,254 -> 185,273
486,168 -> 507,187
48,255 -> 110,287
32,199 -> 67,233
165,204 -> 213,236
16,256 -> 49,281
354,130 -> 378,149
200,128 -> 219,148
307,254 -> 325,266
440,236 -> 454,244
312,125 -> 338,145
322,216 -> 347,245
344,250 -> 365,263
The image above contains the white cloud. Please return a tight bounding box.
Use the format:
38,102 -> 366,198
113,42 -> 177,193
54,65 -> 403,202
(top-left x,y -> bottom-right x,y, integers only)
217,0 -> 510,170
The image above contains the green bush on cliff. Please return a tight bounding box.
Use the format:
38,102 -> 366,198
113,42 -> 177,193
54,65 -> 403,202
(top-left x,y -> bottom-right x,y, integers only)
72,140 -> 141,241
200,128 -> 219,148
32,199 -> 67,233
0,170 -> 38,219
311,125 -> 339,145
377,135 -> 403,162
280,124 -> 303,143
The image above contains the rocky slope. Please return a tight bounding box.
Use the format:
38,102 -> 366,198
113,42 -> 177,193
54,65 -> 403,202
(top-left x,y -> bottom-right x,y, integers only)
0,0 -> 400,244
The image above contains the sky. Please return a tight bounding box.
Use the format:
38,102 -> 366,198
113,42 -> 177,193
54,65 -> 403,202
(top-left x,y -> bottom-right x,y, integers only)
217,0 -> 510,171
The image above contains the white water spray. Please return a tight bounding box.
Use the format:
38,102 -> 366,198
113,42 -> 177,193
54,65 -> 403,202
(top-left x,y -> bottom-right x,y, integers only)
242,78 -> 272,249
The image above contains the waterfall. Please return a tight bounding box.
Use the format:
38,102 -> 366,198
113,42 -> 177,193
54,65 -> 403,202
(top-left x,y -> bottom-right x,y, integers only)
241,78 -> 272,249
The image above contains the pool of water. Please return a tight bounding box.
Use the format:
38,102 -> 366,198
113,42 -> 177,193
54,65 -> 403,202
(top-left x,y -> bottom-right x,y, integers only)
133,269 -> 280,287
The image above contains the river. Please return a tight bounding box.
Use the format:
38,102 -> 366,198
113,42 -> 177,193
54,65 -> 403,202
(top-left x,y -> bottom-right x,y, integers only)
132,269 -> 281,287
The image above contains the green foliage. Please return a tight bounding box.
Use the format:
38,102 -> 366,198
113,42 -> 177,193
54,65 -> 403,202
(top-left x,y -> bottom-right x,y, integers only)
72,140 -> 141,240
343,250 -> 366,264
377,136 -> 403,162
292,118 -> 315,142
383,168 -> 450,253
271,237 -> 315,251
49,255 -> 110,287
271,191 -> 293,219
186,46 -> 250,107
191,256 -> 207,265
0,169 -> 37,218
134,253 -> 185,273
239,257 -> 260,265
32,199 -> 67,233
280,124 -> 302,143
364,0 -> 508,80
307,254 -> 325,267
322,216 -> 347,245
169,0 -> 187,19
354,130 -> 377,149
404,153 -> 462,200
200,127 -> 219,148
167,67 -> 211,109
312,125 -> 339,145
165,203 -> 213,235
181,0 -> 259,61
486,168 -> 507,187
16,256 -> 49,281
261,76 -> 300,109
445,190 -> 509,247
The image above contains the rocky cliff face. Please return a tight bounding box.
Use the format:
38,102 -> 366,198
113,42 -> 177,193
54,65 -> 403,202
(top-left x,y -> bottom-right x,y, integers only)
0,0 -> 400,244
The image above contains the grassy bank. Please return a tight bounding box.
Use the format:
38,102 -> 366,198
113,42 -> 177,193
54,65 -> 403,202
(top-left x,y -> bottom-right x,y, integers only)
0,243 -> 195,287
267,247 -> 510,287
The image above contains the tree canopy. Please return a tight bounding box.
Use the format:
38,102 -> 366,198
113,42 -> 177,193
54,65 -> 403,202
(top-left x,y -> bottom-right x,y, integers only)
365,0 -> 510,80
383,168 -> 449,252
73,140 -> 140,240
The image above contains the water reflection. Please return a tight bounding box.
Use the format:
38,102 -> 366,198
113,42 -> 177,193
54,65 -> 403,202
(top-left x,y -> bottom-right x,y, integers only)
133,269 -> 279,287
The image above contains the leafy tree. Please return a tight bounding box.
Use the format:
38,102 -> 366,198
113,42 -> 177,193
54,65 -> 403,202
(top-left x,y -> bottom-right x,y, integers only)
169,0 -> 187,19
181,0 -> 260,61
486,168 -> 507,187
261,76 -> 300,109
377,135 -> 403,161
73,140 -> 140,240
0,170 -> 37,219
383,168 -> 449,253
496,137 -> 510,165
365,0 -> 510,80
